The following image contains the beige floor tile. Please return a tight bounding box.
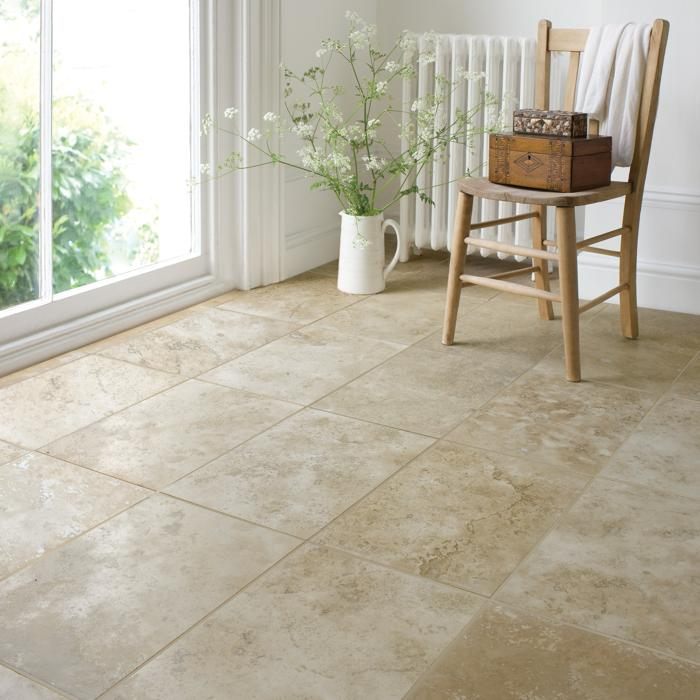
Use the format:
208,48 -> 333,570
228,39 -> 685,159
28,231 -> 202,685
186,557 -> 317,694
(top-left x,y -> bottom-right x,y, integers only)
672,352 -> 700,401
0,665 -> 66,700
447,368 -> 655,473
103,544 -> 481,700
0,440 -> 24,467
0,495 -> 298,699
166,409 -> 433,537
315,345 -> 532,437
201,327 -> 403,404
311,284 -> 484,345
0,453 -> 145,580
539,319 -> 696,394
309,258 -> 339,277
99,307 -> 297,377
44,380 -> 298,489
496,478 -> 700,662
79,308 -> 197,354
0,351 -> 85,390
601,396 -> 700,500
316,441 -> 587,595
215,272 -> 361,324
416,294 -> 564,364
406,604 -> 700,700
0,355 -> 180,450
592,305 -> 700,351
389,257 -> 530,303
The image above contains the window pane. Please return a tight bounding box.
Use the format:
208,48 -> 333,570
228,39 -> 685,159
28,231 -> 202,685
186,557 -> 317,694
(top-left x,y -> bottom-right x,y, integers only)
0,0 -> 41,311
52,0 -> 194,294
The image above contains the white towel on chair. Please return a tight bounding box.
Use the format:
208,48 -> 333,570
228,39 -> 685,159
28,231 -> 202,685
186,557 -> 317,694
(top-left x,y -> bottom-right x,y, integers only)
575,23 -> 651,167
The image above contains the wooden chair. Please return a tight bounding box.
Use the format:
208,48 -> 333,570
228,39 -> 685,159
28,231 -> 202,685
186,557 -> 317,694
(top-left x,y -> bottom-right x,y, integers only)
442,18 -> 670,381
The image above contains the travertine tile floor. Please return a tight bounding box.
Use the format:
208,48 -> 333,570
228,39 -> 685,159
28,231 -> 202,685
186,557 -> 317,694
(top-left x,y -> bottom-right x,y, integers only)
1,252 -> 699,699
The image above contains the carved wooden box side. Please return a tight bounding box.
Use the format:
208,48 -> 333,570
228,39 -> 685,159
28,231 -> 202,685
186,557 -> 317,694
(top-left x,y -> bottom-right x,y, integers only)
488,133 -> 611,192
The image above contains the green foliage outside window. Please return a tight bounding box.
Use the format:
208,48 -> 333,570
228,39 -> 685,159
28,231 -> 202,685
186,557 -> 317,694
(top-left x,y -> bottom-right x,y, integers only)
0,110 -> 135,308
0,0 -> 160,311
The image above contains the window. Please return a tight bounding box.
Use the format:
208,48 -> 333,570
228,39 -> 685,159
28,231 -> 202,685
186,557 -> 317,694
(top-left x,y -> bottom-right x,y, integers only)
0,0 -> 212,341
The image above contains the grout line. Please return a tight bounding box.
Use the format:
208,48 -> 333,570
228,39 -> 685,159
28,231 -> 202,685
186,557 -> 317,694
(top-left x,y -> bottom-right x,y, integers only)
33,451 -> 158,493
314,540 -> 486,598
440,434 -> 700,505
0,659 -> 78,700
437,436 -> 597,480
27,369 -> 192,454
484,391 -> 677,609
402,595 -> 700,699
93,538 -> 308,699
310,404 -> 440,440
494,598 -> 700,669
0,351 -> 87,390
400,597 -> 491,698
159,492 -> 307,542
0,488 -> 152,586
301,438 -> 437,544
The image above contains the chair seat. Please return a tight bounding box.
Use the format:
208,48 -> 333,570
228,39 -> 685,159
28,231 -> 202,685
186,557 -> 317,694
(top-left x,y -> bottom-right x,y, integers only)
458,177 -> 632,207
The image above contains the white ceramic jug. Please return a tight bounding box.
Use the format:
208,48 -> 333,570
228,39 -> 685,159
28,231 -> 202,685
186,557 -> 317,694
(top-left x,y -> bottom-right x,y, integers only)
337,211 -> 401,295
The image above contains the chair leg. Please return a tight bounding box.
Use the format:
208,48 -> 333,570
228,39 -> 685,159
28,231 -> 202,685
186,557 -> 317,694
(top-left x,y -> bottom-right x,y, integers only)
530,204 -> 554,320
555,206 -> 581,382
619,222 -> 639,339
442,192 -> 473,345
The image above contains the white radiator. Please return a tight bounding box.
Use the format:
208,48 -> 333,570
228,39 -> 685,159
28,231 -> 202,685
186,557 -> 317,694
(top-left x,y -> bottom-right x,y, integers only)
399,33 -> 568,261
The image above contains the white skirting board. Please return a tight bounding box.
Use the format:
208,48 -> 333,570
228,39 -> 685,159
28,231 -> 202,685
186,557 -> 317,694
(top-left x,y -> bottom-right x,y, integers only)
579,186 -> 700,315
283,224 -> 340,279
0,276 -> 230,377
578,254 -> 700,315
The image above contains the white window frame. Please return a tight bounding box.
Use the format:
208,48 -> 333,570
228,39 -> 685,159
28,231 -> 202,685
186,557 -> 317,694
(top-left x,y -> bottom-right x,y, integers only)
0,0 -> 287,375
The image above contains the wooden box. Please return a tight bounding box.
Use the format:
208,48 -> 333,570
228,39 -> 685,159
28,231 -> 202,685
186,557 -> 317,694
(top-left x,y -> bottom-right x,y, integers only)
489,132 -> 612,192
513,109 -> 588,138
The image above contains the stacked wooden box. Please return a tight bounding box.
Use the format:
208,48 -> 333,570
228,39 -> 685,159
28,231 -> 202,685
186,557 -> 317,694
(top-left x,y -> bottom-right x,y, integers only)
488,109 -> 612,193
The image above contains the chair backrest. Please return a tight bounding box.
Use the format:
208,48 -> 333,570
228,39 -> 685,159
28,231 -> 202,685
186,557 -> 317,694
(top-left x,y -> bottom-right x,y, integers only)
534,18 -> 669,193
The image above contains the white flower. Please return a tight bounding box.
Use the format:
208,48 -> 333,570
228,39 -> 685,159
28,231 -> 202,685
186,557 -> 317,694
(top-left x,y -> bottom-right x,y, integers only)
384,61 -> 399,73
200,113 -> 214,135
411,144 -> 428,162
375,80 -> 387,95
223,151 -> 242,169
352,233 -> 371,250
346,11 -> 376,49
399,30 -> 417,54
200,163 -> 210,174
326,151 -> 351,173
418,30 -> 438,64
315,46 -> 328,57
361,154 -> 386,172
247,128 -> 261,141
410,99 -> 421,112
456,67 -> 485,81
263,112 -> 279,123
292,122 -> 314,138
224,107 -> 239,119
297,147 -> 319,169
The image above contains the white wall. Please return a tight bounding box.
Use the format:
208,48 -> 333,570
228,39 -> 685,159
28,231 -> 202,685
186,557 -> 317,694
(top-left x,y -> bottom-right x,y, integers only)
578,0 -> 700,314
281,0 -> 700,314
377,0 -> 599,40
280,0 -> 377,278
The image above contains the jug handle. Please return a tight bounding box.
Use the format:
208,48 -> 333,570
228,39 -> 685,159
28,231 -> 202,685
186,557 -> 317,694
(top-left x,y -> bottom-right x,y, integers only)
382,219 -> 401,281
